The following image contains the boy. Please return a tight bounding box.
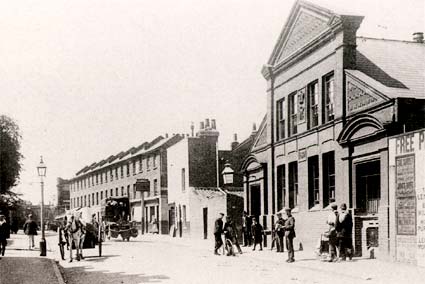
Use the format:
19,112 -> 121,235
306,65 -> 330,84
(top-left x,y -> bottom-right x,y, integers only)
251,218 -> 263,251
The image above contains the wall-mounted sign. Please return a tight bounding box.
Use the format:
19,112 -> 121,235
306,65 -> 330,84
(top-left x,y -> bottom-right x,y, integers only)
298,149 -> 307,162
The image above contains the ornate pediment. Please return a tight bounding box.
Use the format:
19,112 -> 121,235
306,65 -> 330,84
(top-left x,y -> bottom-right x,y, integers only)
346,75 -> 388,114
275,10 -> 329,65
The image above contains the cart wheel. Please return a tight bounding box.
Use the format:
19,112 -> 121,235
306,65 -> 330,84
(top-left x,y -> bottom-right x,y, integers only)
127,237 -> 130,241
98,240 -> 102,257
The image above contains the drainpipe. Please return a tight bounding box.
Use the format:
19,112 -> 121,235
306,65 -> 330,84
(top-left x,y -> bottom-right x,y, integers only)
266,65 -> 276,217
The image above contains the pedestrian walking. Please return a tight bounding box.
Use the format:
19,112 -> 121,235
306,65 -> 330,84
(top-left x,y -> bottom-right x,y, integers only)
326,203 -> 339,262
275,212 -> 285,253
223,216 -> 243,255
336,203 -> 353,261
251,218 -> 263,251
213,213 -> 224,255
284,208 -> 295,262
242,211 -> 252,247
23,214 -> 38,250
0,214 -> 10,258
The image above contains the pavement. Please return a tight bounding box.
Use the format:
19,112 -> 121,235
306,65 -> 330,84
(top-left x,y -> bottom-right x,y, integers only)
2,231 -> 425,284
0,231 -> 65,284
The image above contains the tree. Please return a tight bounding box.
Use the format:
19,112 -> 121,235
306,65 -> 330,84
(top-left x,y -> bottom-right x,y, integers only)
0,115 -> 23,194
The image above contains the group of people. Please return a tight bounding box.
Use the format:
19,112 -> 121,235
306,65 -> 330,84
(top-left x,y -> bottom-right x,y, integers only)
323,202 -> 353,262
214,208 -> 296,263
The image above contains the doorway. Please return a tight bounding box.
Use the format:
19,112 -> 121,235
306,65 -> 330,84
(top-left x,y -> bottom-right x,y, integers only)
203,207 -> 208,239
356,159 -> 381,214
250,185 -> 261,222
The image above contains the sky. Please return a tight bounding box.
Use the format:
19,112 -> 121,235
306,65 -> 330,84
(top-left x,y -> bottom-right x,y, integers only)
1,0 -> 423,205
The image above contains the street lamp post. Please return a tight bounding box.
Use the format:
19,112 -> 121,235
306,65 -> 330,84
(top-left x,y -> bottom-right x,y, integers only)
37,156 -> 47,256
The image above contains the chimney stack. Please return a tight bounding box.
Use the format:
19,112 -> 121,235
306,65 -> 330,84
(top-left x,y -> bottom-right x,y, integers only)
190,122 -> 194,137
211,119 -> 216,130
165,133 -> 169,138
413,32 -> 424,43
231,133 -> 239,150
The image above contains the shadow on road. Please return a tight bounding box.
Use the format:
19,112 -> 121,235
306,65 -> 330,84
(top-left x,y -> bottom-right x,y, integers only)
61,265 -> 170,284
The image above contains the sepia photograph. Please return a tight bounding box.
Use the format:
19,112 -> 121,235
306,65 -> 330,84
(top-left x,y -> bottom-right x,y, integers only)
0,0 -> 424,283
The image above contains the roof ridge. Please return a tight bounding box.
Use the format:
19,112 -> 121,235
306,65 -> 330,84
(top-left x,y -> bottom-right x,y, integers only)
357,36 -> 423,45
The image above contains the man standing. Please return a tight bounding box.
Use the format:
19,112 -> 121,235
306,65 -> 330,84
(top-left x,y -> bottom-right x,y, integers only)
0,214 -> 10,258
275,212 -> 285,253
284,208 -> 295,262
251,218 -> 263,251
23,214 -> 38,250
223,216 -> 243,255
242,211 -> 252,247
214,213 -> 224,255
326,203 -> 339,262
337,203 -> 353,261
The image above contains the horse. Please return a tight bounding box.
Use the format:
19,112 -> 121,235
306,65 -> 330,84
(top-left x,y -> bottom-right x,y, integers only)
66,213 -> 86,262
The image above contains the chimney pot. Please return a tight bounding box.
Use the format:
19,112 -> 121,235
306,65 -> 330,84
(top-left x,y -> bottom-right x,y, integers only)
165,133 -> 169,138
253,123 -> 257,132
234,133 -> 238,142
190,122 -> 195,136
200,121 -> 205,130
413,32 -> 424,43
211,119 -> 216,130
205,118 -> 210,129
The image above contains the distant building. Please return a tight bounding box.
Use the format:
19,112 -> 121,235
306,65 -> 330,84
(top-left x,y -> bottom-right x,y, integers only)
56,177 -> 70,214
243,0 -> 425,262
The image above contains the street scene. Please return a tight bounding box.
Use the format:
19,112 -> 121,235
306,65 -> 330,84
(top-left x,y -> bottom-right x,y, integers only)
1,0 -> 424,283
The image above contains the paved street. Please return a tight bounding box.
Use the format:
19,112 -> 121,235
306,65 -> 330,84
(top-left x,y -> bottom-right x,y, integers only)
37,232 -> 424,284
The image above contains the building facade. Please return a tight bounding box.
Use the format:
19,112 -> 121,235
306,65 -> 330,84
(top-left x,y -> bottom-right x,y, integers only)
69,134 -> 183,234
242,0 -> 425,260
167,120 -> 253,239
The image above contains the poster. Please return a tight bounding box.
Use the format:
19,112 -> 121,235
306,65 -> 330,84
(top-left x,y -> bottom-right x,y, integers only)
396,155 -> 416,235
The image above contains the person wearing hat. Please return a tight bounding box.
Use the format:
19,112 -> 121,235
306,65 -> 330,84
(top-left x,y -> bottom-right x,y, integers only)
0,214 -> 10,258
23,214 -> 38,250
251,218 -> 264,251
326,202 -> 339,262
274,212 -> 285,253
283,208 -> 295,262
223,216 -> 243,255
242,211 -> 252,247
213,213 -> 225,255
336,203 -> 353,261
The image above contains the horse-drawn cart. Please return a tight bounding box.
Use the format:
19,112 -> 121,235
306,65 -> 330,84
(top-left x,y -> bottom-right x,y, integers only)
57,208 -> 105,261
101,197 -> 138,241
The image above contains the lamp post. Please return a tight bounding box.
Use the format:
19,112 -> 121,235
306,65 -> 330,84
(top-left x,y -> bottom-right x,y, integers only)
37,156 -> 47,256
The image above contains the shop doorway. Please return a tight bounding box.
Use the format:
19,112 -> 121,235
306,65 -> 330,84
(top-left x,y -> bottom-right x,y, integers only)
250,185 -> 261,222
356,159 -> 381,214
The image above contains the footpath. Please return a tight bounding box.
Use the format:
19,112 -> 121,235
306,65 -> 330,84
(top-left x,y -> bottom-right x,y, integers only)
137,233 -> 425,284
0,232 -> 65,284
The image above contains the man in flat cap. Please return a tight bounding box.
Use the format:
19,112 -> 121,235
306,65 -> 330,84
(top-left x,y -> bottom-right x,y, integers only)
283,208 -> 296,262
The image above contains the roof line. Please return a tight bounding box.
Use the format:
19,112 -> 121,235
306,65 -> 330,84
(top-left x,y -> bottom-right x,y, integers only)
357,36 -> 423,44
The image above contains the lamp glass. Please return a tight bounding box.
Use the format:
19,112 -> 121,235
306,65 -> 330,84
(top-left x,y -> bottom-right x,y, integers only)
37,157 -> 47,177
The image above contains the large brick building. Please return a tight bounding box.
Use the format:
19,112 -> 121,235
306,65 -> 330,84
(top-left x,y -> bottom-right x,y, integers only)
56,177 -> 70,214
242,0 -> 425,260
167,119 -> 254,239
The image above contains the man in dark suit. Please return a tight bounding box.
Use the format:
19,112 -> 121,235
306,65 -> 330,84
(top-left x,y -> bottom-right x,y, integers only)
336,203 -> 353,261
284,208 -> 296,262
242,211 -> 252,247
214,213 -> 224,255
